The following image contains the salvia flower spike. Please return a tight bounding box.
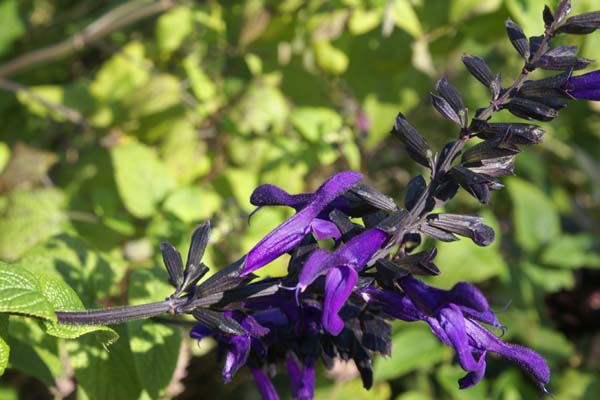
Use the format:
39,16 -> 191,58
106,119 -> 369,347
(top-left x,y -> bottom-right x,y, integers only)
52,1 -> 600,399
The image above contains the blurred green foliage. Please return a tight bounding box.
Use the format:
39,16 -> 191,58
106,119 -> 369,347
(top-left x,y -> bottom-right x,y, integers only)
1,0 -> 600,399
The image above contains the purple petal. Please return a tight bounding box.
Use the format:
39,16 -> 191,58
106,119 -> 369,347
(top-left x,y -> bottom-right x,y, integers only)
297,249 -> 336,292
399,276 -> 489,315
223,334 -> 251,383
322,266 -> 358,335
465,319 -> 550,388
286,356 -> 301,396
446,282 -> 489,313
565,70 -> 600,92
190,324 -> 212,340
360,286 -> 422,322
438,305 -> 484,372
569,88 -> 600,100
297,357 -> 316,400
310,218 -> 341,241
243,171 -> 362,275
458,352 -> 487,389
251,368 -> 280,400
229,310 -> 270,337
250,184 -> 313,210
336,228 -> 388,269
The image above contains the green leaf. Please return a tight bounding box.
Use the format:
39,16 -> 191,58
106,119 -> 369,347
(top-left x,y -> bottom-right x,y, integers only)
111,141 -> 176,219
127,269 -> 181,399
0,142 -> 9,173
163,186 -> 222,223
552,368 -> 600,400
522,261 -> 574,292
224,168 -> 258,213
348,8 -> 382,35
15,85 -> 68,121
16,234 -> 126,306
0,385 -> 17,400
290,107 -> 343,143
449,0 -> 501,23
38,273 -> 117,344
505,0 -> 545,34
156,6 -> 193,58
391,0 -> 422,38
7,319 -> 63,386
315,379 -> 391,400
0,257 -> 117,344
373,324 -> 447,381
507,177 -> 561,253
490,369 -> 538,400
90,42 -> 150,104
313,41 -> 349,75
183,55 -> 217,101
68,325 -> 143,400
541,234 -> 600,269
0,0 -> 25,56
0,262 -> 55,321
0,315 -> 9,376
161,120 -> 211,184
0,188 -> 66,261
232,80 -> 289,135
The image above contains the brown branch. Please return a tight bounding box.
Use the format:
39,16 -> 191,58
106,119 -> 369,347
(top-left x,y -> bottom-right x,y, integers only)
0,78 -> 87,125
0,0 -> 176,78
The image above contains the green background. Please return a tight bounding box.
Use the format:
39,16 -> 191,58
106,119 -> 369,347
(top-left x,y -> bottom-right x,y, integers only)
1,0 -> 600,399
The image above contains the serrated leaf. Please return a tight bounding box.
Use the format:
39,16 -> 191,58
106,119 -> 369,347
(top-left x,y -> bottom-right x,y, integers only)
507,177 -> 560,252
36,273 -> 117,344
111,141 -> 176,219
17,234 -> 125,306
0,188 -> 65,261
0,315 -> 9,376
0,262 -> 55,321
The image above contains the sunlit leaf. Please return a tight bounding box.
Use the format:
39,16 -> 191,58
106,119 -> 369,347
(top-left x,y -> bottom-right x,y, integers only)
111,141 -> 176,219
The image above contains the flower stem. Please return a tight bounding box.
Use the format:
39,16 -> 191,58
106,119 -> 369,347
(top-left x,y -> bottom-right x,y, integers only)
55,299 -> 179,325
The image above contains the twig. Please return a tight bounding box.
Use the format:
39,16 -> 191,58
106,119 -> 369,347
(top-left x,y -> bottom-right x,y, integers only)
0,0 -> 175,78
0,77 -> 87,125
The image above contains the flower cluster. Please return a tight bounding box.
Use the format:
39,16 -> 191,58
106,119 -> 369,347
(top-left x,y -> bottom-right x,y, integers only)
184,171 -> 549,399
55,2 -> 600,399
170,2 -> 600,399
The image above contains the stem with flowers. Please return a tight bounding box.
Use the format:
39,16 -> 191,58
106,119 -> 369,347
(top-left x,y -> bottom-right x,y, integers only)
52,1 -> 600,399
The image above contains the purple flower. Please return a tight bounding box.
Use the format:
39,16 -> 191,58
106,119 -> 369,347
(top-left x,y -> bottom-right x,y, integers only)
286,355 -> 316,400
296,228 -> 388,335
362,277 -> 550,391
251,368 -> 279,400
563,69 -> 600,100
242,171 -> 363,276
190,311 -> 269,383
